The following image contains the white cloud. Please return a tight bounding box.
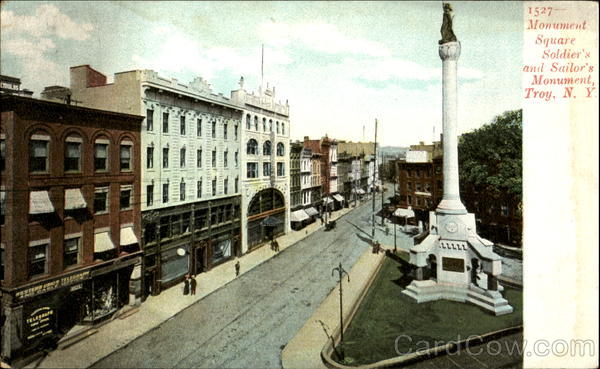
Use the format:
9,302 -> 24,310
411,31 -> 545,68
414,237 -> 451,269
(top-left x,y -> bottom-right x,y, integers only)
259,22 -> 391,58
1,4 -> 93,41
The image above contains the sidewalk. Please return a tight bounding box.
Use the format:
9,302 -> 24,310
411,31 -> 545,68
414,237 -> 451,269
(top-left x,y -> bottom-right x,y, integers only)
281,246 -> 385,369
31,203 -> 360,368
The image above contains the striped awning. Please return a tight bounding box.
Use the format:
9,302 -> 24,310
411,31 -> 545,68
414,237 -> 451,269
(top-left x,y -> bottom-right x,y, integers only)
290,209 -> 309,222
29,191 -> 55,215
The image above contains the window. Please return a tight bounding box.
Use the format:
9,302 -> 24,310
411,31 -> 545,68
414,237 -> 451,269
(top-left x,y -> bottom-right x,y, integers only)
120,142 -> 132,171
197,118 -> 202,136
0,138 -> 5,171
163,183 -> 169,203
212,149 -> 216,167
246,139 -> 258,155
263,162 -> 272,176
65,139 -> 81,172
263,141 -> 272,155
120,186 -> 132,210
212,121 -> 216,138
223,123 -> 228,140
162,112 -> 169,133
163,148 -> 169,168
180,147 -> 186,167
180,115 -> 186,135
180,179 -> 186,201
146,109 -> 154,131
281,122 -> 285,135
95,141 -> 109,171
29,242 -> 48,277
235,151 -> 239,167
246,114 -> 251,130
212,178 -> 217,196
247,162 -> 258,178
197,149 -> 202,168
235,177 -> 239,193
269,119 -> 273,132
224,150 -> 228,168
262,118 -> 267,132
224,178 -> 228,195
276,122 -> 280,134
501,205 -> 509,217
254,116 -> 258,130
277,162 -> 285,176
234,124 -> 238,140
146,146 -> 154,169
147,184 -> 154,206
1,244 -> 4,280
197,179 -> 202,198
407,195 -> 412,205
94,187 -> 109,213
277,142 -> 285,156
64,237 -> 80,268
1,190 -> 6,225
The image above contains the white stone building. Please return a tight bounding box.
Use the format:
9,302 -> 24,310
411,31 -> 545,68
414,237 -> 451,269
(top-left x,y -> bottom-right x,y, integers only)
230,83 -> 290,253
300,148 -> 312,206
69,65 -> 243,296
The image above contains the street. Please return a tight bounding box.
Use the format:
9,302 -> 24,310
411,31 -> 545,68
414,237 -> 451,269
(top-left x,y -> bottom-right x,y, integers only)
92,196 -> 385,368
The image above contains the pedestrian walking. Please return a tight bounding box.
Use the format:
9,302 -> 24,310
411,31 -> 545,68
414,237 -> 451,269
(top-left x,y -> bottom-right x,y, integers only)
183,275 -> 190,295
235,261 -> 240,277
190,275 -> 197,295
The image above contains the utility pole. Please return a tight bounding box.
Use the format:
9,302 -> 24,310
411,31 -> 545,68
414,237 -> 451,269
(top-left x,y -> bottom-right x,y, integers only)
331,262 -> 350,360
393,179 -> 397,253
371,119 -> 377,239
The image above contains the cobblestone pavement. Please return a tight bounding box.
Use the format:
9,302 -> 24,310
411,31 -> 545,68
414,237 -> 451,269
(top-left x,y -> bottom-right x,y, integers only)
92,196 -> 383,368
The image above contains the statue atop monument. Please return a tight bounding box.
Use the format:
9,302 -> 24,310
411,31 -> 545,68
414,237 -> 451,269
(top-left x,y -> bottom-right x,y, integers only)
439,2 -> 457,45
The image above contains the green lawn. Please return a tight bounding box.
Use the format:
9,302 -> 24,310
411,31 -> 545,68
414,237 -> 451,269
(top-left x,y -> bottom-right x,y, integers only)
339,255 -> 523,365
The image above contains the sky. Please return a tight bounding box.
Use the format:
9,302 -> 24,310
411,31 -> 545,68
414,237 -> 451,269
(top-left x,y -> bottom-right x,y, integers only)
0,1 -> 523,146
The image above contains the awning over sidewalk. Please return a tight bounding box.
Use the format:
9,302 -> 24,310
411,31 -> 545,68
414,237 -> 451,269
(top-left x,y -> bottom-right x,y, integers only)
290,209 -> 310,222
29,191 -> 55,215
332,194 -> 345,202
323,197 -> 334,205
120,226 -> 138,245
394,208 -> 415,218
304,207 -> 319,217
94,232 -> 115,252
352,188 -> 366,195
65,188 -> 87,210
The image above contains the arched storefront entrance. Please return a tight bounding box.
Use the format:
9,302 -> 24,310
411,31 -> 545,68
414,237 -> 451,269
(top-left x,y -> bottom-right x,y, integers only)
247,188 -> 286,249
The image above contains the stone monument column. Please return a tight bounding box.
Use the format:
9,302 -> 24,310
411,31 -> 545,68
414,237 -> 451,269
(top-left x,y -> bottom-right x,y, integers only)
436,41 -> 467,215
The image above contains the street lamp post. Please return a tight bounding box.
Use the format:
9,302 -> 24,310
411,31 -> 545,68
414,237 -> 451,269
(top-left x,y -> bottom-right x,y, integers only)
332,262 -> 350,361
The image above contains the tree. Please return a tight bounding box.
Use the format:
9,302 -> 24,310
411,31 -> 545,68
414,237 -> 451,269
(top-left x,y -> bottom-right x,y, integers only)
458,109 -> 522,203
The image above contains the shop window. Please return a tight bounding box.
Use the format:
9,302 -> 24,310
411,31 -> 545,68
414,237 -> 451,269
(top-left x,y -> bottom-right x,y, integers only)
212,239 -> 232,264
29,135 -> 50,173
120,185 -> 132,210
147,184 -> 154,206
263,162 -> 272,176
247,162 -> 258,178
277,142 -> 285,156
171,214 -> 181,236
182,212 -> 191,233
197,118 -> 202,136
160,216 -> 170,239
263,141 -> 272,156
94,187 -> 109,214
64,236 -> 80,268
194,209 -> 208,230
95,140 -> 109,171
65,138 -> 82,172
247,139 -> 258,155
145,223 -> 157,244
163,112 -> 169,133
28,241 -> 48,278
180,115 -> 186,135
163,183 -> 169,203
163,148 -> 169,168
120,142 -> 133,171
197,149 -> 202,168
146,146 -> 154,169
146,109 -> 154,131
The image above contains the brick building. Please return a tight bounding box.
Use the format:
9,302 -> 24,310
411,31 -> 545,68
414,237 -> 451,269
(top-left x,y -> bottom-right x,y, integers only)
0,95 -> 143,363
